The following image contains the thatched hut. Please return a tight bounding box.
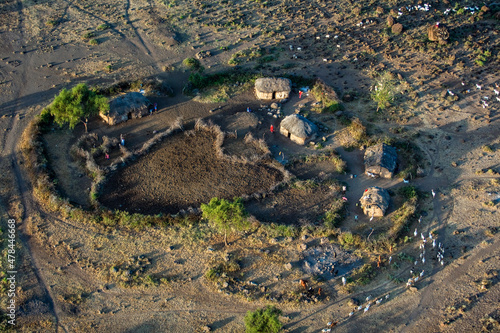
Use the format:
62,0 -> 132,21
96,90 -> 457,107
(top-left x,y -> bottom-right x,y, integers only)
359,187 -> 390,217
280,114 -> 318,145
100,92 -> 150,125
255,77 -> 291,100
364,143 -> 397,178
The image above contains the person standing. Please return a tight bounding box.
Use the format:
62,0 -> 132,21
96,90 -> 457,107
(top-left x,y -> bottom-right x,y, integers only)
299,90 -> 303,99
270,124 -> 274,133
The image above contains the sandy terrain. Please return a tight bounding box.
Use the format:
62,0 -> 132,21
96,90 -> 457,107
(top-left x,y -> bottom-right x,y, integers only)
1,0 -> 500,332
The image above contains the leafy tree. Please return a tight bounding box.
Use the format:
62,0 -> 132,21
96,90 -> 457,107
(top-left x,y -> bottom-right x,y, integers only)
200,197 -> 250,246
47,83 -> 109,132
244,306 -> 282,333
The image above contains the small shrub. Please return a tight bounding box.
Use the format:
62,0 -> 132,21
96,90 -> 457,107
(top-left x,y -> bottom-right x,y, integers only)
82,31 -> 96,40
182,57 -> 202,71
97,24 -> 110,31
371,71 -> 397,111
338,232 -> 363,248
482,145 -> 494,153
89,39 -> 99,46
244,305 -> 282,333
351,263 -> 376,285
397,186 -> 417,200
46,19 -> 58,27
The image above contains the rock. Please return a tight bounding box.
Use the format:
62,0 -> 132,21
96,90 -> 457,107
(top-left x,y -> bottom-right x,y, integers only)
387,16 -> 395,27
270,102 -> 279,109
196,50 -> 211,59
392,23 -> 403,35
284,263 -> 293,270
270,238 -> 279,244
301,234 -> 308,241
320,237 -> 329,244
202,325 -> 212,332
428,25 -> 449,44
222,282 -> 229,288
261,286 -> 267,292
298,243 -> 307,251
342,94 -> 353,102
335,110 -> 343,117
286,236 -> 294,242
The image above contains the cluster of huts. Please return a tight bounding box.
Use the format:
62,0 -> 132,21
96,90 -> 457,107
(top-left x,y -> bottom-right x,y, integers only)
99,77 -> 397,219
254,77 -> 398,217
359,143 -> 398,217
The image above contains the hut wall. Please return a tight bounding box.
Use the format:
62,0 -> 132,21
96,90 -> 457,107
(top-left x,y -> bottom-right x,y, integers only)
275,91 -> 289,99
365,166 -> 393,178
290,134 -> 306,145
99,113 -> 128,126
363,206 -> 385,217
280,127 -> 290,137
256,90 -> 273,100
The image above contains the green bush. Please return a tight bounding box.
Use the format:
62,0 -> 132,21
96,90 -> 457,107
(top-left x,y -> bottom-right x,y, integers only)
182,57 -> 202,71
397,186 -> 417,200
371,71 -> 397,111
97,24 -> 110,31
244,305 -> 282,333
82,31 -> 96,40
201,197 -> 250,245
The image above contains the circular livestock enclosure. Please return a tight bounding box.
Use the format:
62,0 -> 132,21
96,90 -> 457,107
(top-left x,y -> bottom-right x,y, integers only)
99,128 -> 285,215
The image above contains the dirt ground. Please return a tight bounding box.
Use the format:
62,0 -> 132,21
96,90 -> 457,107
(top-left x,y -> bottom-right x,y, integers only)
1,0 -> 500,332
100,130 -> 283,215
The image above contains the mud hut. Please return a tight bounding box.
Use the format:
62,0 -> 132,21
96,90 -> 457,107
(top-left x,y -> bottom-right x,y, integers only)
280,114 -> 318,145
100,92 -> 150,125
255,77 -> 291,100
359,187 -> 390,217
364,143 -> 397,178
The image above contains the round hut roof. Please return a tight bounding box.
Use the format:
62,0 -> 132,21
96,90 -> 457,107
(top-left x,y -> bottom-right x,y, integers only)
108,92 -> 150,115
280,114 -> 318,139
255,77 -> 291,93
359,186 -> 390,210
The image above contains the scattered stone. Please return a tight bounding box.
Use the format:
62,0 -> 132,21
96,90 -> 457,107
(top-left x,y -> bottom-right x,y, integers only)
270,238 -> 279,244
301,234 -> 309,241
392,23 -> 403,35
222,282 -> 229,288
202,325 -> 211,332
270,102 -> 279,109
320,237 -> 329,245
298,243 -> 307,251
284,263 -> 293,270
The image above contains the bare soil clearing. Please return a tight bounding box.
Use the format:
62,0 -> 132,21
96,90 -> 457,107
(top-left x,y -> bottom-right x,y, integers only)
100,130 -> 284,215
1,0 -> 500,332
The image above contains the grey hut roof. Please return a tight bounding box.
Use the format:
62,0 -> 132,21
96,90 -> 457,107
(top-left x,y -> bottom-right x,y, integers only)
280,114 -> 318,139
359,186 -> 390,211
255,77 -> 291,93
364,143 -> 397,172
107,92 -> 149,116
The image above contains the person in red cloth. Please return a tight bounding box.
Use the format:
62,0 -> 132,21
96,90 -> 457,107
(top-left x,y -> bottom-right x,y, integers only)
270,125 -> 274,133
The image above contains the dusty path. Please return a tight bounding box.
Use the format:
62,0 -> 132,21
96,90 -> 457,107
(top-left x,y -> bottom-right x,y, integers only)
0,2 -> 67,331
